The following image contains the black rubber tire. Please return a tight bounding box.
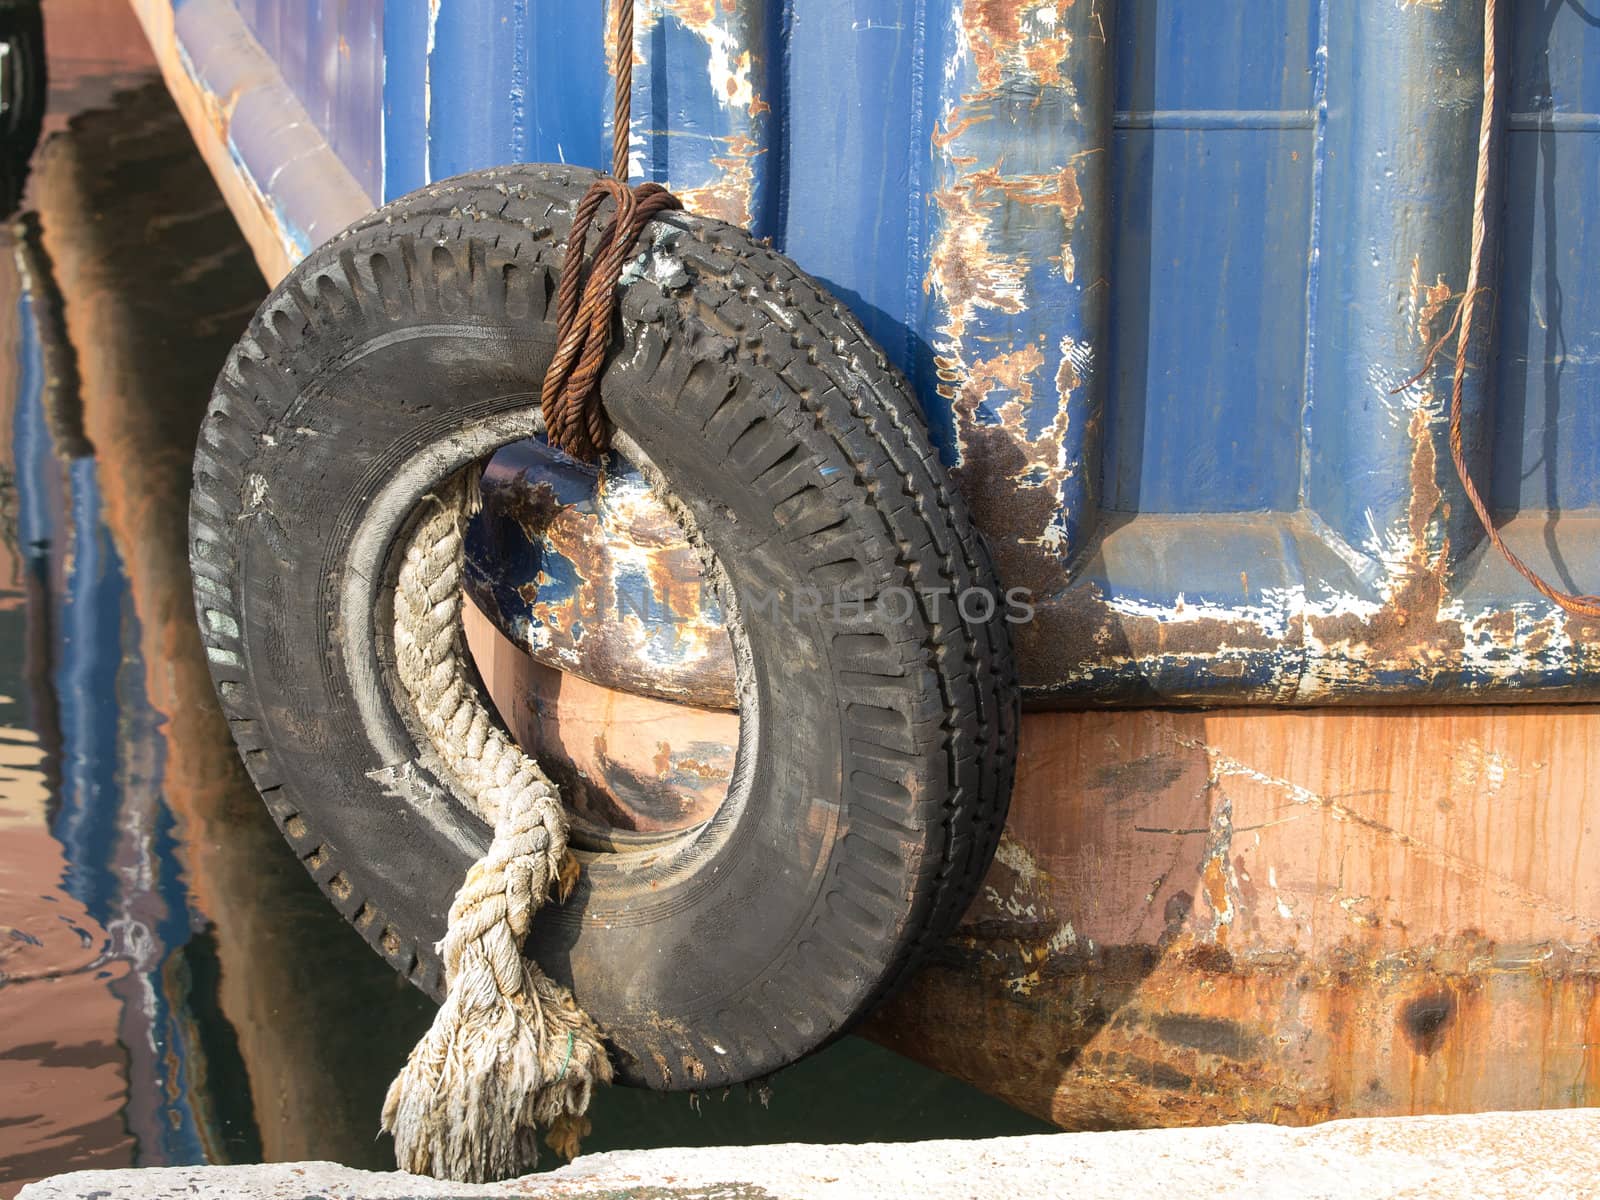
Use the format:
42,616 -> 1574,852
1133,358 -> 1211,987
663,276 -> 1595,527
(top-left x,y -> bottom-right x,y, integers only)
0,0 -> 46,216
191,164 -> 1018,1091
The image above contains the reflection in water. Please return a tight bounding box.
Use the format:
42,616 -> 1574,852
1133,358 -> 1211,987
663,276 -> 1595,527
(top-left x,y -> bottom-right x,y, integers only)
0,48 -> 435,1194
0,11 -> 1048,1196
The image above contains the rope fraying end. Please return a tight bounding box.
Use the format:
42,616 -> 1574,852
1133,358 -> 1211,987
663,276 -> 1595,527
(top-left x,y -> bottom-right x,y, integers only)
382,469 -> 614,1183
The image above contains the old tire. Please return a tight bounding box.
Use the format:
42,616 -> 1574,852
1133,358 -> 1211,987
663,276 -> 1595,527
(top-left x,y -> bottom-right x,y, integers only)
0,0 -> 46,215
191,164 -> 1017,1090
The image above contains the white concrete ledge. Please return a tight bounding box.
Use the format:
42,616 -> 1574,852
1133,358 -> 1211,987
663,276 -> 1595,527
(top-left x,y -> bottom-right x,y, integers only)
20,1109 -> 1600,1199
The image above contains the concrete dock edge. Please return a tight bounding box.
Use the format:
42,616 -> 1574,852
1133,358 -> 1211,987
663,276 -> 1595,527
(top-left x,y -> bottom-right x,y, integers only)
18,1108 -> 1600,1199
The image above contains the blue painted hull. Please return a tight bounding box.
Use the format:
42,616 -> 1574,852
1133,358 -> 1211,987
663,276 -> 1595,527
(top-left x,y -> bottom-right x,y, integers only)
138,0 -> 1600,705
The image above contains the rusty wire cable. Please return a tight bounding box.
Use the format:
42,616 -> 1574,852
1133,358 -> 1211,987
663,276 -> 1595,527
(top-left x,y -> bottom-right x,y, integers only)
539,0 -> 682,461
1399,0 -> 1600,619
612,0 -> 633,182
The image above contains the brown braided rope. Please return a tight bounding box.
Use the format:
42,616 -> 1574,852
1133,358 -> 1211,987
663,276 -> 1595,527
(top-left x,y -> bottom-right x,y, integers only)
539,0 -> 682,462
1397,0 -> 1600,619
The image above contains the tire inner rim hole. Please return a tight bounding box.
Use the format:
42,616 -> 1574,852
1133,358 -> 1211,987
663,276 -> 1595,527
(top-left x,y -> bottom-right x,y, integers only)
458,435 -> 740,850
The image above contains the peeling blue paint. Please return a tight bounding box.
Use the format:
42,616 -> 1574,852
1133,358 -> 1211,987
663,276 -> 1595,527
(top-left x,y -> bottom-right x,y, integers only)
465,438 -> 728,689
151,0 -> 1600,705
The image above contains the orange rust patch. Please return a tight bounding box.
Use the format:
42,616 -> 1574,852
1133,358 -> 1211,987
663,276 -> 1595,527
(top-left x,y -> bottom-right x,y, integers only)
865,704 -> 1600,1127
960,163 -> 1083,223
1406,405 -> 1442,555
926,181 -> 1025,340
965,0 -> 1075,92
1198,842 -> 1236,942
667,0 -> 718,28
676,133 -> 762,227
672,755 -> 729,781
962,343 -> 1047,404
928,146 -> 1096,570
932,112 -> 987,150
465,614 -> 738,834
484,468 -> 735,705
635,0 -> 766,120
1058,165 -> 1083,226
947,338 -> 1087,574
1414,271 -> 1455,350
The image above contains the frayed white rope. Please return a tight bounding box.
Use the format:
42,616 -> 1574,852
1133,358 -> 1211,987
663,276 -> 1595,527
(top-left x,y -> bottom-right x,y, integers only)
382,466 -> 612,1183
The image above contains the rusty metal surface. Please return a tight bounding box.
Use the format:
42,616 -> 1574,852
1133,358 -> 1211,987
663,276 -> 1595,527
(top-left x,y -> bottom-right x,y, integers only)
463,600 -> 737,834
463,609 -> 1600,1126
865,704 -> 1600,1125
467,438 -> 737,707
130,0 -> 1600,1132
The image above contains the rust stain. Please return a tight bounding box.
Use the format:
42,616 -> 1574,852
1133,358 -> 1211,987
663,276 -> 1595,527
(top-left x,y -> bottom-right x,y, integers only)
630,1 -> 768,225
1036,250 -> 1600,699
925,2 -> 1099,585
671,754 -> 728,781
632,1 -> 770,227
617,3 -> 774,225
916,5 -> 1598,699
1196,793 -> 1237,940
863,703 -> 1600,1127
465,609 -> 738,834
1295,252 -> 1600,696
925,152 -> 1092,342
965,0 -> 1075,92
872,930 -> 1600,1130
675,133 -> 764,228
1167,727 -> 1600,938
487,473 -> 562,542
663,0 -> 718,26
477,463 -> 737,707
944,341 -> 1081,577
1409,256 -> 1455,350
467,580 -> 1600,1124
926,172 -> 1028,341
931,110 -> 990,150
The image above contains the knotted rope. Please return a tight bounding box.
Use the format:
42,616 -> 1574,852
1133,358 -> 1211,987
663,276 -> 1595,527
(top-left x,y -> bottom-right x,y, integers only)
381,468 -> 612,1181
382,3 -> 686,1181
539,0 -> 681,461
539,175 -> 680,459
1396,0 -> 1600,618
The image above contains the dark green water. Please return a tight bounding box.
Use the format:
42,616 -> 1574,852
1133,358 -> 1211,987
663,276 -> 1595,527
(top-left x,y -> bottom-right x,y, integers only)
0,10 -> 1048,1195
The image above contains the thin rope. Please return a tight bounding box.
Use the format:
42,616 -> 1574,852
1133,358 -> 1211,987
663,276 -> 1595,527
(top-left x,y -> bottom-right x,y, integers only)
1397,0 -> 1600,619
540,0 -> 681,462
613,0 -> 633,183
381,469 -> 612,1182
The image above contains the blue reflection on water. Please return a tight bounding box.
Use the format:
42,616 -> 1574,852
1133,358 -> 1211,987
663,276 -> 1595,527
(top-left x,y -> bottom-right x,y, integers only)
9,274 -> 210,1166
